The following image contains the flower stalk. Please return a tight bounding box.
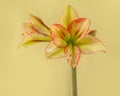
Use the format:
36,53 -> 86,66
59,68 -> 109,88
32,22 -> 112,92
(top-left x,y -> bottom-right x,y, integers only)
71,67 -> 77,96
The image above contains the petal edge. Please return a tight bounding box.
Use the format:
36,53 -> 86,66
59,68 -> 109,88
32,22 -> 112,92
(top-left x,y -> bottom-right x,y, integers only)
78,35 -> 106,54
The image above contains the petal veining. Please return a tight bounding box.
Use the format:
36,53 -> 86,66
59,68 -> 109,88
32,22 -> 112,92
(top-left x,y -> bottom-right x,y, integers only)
50,24 -> 70,47
29,14 -> 50,36
67,46 -> 81,68
68,18 -> 90,38
18,32 -> 51,48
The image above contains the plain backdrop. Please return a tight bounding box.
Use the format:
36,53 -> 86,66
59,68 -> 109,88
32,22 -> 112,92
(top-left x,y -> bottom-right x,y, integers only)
0,0 -> 120,96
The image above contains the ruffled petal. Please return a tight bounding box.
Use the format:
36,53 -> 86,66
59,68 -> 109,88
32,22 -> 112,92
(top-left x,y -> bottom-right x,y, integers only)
68,18 -> 90,38
50,24 -> 70,47
78,35 -> 106,54
29,14 -> 50,36
60,5 -> 79,28
67,46 -> 81,68
45,42 -> 66,59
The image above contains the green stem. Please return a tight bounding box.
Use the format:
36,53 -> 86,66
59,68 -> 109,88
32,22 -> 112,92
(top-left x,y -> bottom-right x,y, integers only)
71,67 -> 77,96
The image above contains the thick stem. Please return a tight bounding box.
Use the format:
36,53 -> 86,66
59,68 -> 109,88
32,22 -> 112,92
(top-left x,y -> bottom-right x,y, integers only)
71,67 -> 77,96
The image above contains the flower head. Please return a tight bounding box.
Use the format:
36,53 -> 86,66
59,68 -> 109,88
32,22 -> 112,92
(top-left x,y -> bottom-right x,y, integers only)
19,5 -> 106,68
46,5 -> 106,68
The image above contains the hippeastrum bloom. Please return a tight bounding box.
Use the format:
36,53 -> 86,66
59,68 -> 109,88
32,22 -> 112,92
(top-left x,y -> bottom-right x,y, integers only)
46,5 -> 106,68
19,5 -> 106,96
18,14 -> 51,48
19,5 -> 105,68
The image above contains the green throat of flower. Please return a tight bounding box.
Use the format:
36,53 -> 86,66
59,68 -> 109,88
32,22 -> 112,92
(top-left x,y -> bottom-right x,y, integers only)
66,36 -> 77,47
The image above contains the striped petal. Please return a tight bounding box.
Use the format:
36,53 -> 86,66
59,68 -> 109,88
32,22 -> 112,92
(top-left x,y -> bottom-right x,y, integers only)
18,33 -> 51,48
60,5 -> 79,28
67,46 -> 81,68
78,35 -> 106,54
46,42 -> 66,59
18,23 -> 51,48
50,24 -> 70,47
68,18 -> 90,38
29,14 -> 50,36
22,22 -> 38,35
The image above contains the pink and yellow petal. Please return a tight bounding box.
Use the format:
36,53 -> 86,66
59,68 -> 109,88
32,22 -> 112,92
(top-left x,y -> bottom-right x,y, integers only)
18,33 -> 51,48
78,35 -> 106,54
67,46 -> 81,68
29,14 -> 50,36
22,22 -> 37,35
60,5 -> 79,28
45,42 -> 66,59
68,18 -> 90,38
50,24 -> 70,47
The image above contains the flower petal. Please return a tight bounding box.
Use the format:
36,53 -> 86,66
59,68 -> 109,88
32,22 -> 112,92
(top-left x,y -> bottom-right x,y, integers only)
68,18 -> 90,38
50,24 -> 70,47
22,22 -> 37,34
77,35 -> 106,54
60,5 -> 79,28
29,14 -> 50,36
18,33 -> 51,48
67,46 -> 81,68
18,22 -> 51,48
45,42 -> 66,59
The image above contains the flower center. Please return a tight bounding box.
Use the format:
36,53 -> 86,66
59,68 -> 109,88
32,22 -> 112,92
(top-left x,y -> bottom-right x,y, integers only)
66,36 -> 77,47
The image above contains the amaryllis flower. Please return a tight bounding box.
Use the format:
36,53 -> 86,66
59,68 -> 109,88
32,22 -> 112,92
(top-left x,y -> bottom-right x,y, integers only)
19,5 -> 105,68
46,5 -> 106,68
18,5 -> 106,96
18,14 -> 51,48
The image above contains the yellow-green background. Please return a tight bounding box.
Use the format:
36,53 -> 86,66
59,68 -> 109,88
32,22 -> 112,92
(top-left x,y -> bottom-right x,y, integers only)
0,0 -> 120,96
